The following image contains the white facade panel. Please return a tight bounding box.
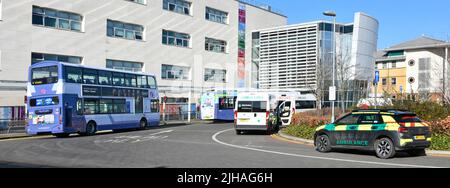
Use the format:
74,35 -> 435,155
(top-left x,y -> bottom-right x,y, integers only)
0,0 -> 287,107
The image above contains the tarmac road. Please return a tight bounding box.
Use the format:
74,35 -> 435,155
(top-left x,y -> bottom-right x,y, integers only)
0,122 -> 449,168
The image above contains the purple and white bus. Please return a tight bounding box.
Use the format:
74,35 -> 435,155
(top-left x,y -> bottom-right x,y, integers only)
26,61 -> 160,138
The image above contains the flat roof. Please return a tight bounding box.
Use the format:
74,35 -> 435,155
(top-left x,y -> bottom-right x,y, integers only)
236,0 -> 286,18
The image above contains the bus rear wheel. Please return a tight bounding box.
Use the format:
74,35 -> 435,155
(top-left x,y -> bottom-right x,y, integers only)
80,121 -> 97,136
139,119 -> 148,130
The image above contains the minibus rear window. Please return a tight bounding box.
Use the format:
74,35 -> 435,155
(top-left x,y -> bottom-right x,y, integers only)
237,101 -> 267,113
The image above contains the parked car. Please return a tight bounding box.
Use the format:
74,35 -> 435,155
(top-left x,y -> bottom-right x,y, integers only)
314,109 -> 431,159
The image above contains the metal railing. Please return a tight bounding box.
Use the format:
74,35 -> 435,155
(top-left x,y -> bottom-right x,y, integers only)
0,120 -> 26,134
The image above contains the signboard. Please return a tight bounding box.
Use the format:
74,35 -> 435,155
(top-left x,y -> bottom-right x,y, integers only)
329,86 -> 336,101
237,3 -> 246,88
374,70 -> 380,84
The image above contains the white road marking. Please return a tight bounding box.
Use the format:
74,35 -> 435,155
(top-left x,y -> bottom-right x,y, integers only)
212,129 -> 442,168
149,130 -> 174,136
95,130 -> 173,144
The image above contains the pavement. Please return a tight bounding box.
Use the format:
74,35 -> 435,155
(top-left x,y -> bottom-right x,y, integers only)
0,122 -> 449,168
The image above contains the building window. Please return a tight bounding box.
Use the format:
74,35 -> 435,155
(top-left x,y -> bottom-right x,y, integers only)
125,0 -> 146,5
382,78 -> 387,86
32,6 -> 83,32
382,62 -> 387,69
162,30 -> 190,48
409,77 -> 415,84
391,61 -> 397,68
163,0 -> 191,15
408,59 -> 415,66
107,20 -> 144,41
106,59 -> 143,72
31,52 -> 82,65
204,68 -> 226,82
205,38 -> 227,53
161,64 -> 190,80
205,7 -> 228,24
391,78 -> 397,85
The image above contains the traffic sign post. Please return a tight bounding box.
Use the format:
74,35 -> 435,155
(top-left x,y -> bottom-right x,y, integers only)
374,71 -> 380,109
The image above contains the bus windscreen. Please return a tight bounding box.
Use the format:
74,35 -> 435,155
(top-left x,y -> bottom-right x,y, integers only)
31,66 -> 58,85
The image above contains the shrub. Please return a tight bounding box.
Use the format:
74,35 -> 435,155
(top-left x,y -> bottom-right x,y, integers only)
283,124 -> 316,140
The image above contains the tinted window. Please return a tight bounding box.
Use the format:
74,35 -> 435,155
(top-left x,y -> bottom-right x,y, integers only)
336,114 -> 360,125
295,100 -> 315,109
64,66 -> 82,83
83,69 -> 98,84
237,101 -> 267,113
83,99 -> 99,115
99,99 -> 113,114
124,74 -> 137,87
394,115 -> 422,123
137,75 -> 147,88
98,71 -> 112,85
113,72 -> 124,86
219,97 -> 236,110
237,101 -> 252,112
151,99 -> 160,113
113,99 -> 126,113
358,114 -> 383,124
147,76 -> 157,89
31,66 -> 59,85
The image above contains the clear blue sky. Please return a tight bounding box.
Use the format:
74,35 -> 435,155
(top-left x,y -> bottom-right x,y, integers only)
261,0 -> 450,49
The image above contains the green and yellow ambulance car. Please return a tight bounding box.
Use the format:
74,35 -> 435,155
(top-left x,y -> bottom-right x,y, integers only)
314,109 -> 431,159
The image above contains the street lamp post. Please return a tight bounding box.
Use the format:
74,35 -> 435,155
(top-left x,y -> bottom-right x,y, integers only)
323,11 -> 336,123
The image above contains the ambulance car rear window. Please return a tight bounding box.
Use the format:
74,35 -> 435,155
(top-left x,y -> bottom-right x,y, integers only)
394,115 -> 422,123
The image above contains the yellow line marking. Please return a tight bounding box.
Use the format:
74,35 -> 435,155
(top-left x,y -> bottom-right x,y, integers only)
270,134 -> 314,146
427,153 -> 450,158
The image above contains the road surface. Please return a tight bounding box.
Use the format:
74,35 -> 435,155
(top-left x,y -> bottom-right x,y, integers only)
0,122 -> 449,168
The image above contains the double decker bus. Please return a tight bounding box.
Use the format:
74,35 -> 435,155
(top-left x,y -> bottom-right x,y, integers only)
26,61 -> 160,138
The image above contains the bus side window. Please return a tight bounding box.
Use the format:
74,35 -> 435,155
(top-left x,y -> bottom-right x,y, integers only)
147,76 -> 156,89
76,99 -> 83,115
151,99 -> 160,113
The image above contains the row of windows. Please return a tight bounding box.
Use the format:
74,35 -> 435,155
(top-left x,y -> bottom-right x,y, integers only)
163,0 -> 191,15
64,66 -> 157,88
162,30 -> 190,47
30,3 -> 228,38
161,64 -> 190,80
32,52 -> 83,65
78,98 -> 160,115
205,38 -> 227,53
205,7 -> 228,24
106,59 -> 143,72
204,68 -> 226,82
32,6 -> 82,32
107,20 -> 144,41
381,78 -> 397,86
126,0 -> 147,5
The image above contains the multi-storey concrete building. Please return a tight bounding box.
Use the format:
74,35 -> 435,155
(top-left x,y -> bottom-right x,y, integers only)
375,36 -> 450,102
0,0 -> 287,121
252,12 -> 378,106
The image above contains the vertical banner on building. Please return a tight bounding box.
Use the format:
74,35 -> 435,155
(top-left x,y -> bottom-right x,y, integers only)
237,3 -> 246,88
